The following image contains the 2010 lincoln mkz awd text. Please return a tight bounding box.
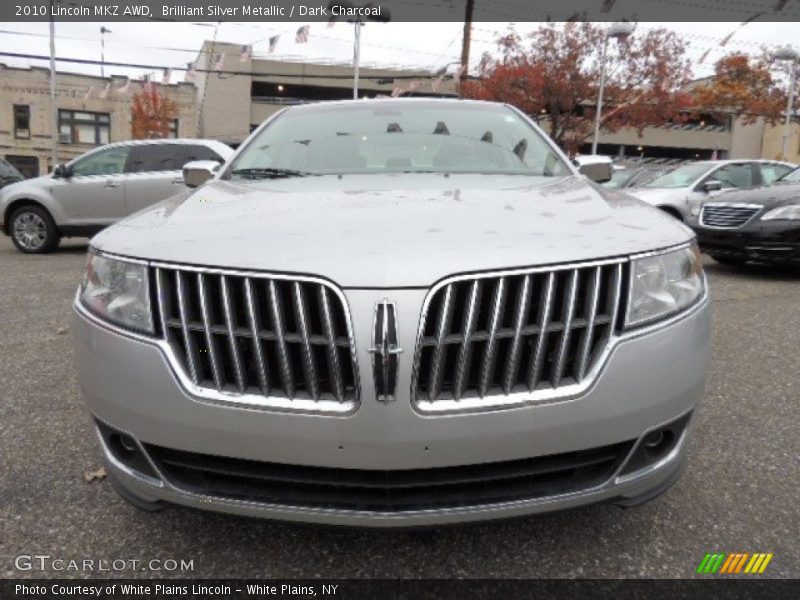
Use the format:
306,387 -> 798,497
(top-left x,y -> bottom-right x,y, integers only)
73,99 -> 711,526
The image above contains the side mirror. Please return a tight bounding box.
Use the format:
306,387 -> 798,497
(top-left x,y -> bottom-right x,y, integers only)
703,179 -> 723,192
577,162 -> 613,184
53,164 -> 72,178
182,160 -> 219,189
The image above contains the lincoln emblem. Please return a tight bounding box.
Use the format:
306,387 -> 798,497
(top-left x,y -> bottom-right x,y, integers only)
368,299 -> 403,402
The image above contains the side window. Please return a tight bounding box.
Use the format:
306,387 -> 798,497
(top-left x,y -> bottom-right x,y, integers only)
70,147 -> 131,177
126,144 -> 183,173
184,145 -> 223,163
709,164 -> 755,189
760,163 -> 793,185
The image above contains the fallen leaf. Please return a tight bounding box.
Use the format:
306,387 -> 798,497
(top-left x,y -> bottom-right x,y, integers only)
84,467 -> 107,483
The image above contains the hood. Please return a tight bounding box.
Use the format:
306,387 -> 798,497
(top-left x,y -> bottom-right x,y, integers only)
707,181 -> 800,208
0,175 -> 51,198
625,186 -> 684,206
91,174 -> 693,288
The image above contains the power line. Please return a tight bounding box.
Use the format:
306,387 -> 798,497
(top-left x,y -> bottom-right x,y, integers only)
0,50 -> 447,80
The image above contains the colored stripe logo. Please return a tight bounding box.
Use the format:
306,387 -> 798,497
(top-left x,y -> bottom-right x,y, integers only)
697,553 -> 773,574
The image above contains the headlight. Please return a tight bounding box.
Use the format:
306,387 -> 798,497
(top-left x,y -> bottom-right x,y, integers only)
625,244 -> 705,328
761,204 -> 800,220
80,252 -> 153,333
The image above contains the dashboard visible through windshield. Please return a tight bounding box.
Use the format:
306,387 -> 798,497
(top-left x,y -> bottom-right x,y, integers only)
225,102 -> 571,180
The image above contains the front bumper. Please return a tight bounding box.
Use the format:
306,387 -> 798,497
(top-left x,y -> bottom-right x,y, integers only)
688,217 -> 800,264
73,292 -> 711,527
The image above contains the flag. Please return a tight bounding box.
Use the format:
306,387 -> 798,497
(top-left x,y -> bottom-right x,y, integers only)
212,52 -> 225,71
162,68 -> 172,85
185,62 -> 197,82
295,25 -> 310,44
142,74 -> 152,94
99,82 -> 111,99
118,77 -> 130,94
240,44 -> 252,62
268,35 -> 280,53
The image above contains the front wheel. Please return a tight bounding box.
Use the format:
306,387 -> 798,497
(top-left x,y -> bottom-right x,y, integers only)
9,205 -> 60,254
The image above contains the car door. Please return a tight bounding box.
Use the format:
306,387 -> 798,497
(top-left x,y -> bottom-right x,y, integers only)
51,145 -> 130,225
123,144 -> 187,214
688,162 -> 757,209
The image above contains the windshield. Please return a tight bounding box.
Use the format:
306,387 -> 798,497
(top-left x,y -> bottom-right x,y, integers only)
642,163 -> 712,188
225,102 -> 571,180
780,166 -> 800,182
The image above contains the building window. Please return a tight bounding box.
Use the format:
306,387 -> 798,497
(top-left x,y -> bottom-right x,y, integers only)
168,119 -> 179,138
14,105 -> 31,139
58,110 -> 110,145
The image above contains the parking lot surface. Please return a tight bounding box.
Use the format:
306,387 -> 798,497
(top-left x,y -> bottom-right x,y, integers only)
1,236 -> 798,579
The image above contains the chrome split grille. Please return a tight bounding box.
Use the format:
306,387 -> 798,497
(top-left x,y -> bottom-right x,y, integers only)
413,262 -> 625,410
155,266 -> 358,409
700,204 -> 761,229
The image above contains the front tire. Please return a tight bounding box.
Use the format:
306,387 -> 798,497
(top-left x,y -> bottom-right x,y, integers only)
9,205 -> 60,254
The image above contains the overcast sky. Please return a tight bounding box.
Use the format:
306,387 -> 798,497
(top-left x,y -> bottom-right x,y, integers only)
0,21 -> 797,82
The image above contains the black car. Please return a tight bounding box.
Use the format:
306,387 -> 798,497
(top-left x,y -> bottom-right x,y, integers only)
688,166 -> 800,266
0,158 -> 24,189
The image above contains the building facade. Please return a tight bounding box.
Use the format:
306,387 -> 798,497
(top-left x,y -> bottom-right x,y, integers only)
194,41 -> 458,146
0,64 -> 197,177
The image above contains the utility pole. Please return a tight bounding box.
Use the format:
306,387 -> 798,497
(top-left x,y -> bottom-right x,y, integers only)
49,0 -> 58,170
459,0 -> 475,96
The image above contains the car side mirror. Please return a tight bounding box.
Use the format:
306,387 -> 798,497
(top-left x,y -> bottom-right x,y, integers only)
577,162 -> 613,184
182,160 -> 219,188
53,164 -> 72,178
703,179 -> 723,192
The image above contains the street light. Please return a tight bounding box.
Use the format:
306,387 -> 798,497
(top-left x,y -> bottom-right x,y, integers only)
591,21 -> 635,155
100,26 -> 111,78
328,2 -> 390,99
774,45 -> 798,161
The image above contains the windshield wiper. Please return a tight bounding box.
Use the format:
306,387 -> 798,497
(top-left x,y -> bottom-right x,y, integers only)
229,167 -> 312,180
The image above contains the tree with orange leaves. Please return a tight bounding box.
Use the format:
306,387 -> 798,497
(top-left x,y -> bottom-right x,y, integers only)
691,52 -> 789,125
131,85 -> 178,139
462,22 -> 693,154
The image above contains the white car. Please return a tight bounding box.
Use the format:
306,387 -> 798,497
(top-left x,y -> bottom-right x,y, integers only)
626,159 -> 796,221
0,139 -> 233,253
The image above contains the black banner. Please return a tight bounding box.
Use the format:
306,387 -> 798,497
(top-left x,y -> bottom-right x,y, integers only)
3,579 -> 800,600
5,0 -> 800,23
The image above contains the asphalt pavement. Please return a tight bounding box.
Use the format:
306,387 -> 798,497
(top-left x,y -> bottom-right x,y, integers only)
0,235 -> 798,579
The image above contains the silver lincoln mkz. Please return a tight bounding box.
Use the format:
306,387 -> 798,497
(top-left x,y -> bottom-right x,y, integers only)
73,99 -> 710,526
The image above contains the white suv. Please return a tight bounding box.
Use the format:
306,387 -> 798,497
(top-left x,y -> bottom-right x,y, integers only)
0,139 -> 233,253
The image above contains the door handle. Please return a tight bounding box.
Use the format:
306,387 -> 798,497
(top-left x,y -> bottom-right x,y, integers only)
104,181 -> 120,189
172,178 -> 185,185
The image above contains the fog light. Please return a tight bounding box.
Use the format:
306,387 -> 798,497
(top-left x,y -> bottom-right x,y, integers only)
619,412 -> 691,476
94,419 -> 160,480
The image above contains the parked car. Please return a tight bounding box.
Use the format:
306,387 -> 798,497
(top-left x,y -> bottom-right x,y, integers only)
602,165 -> 673,189
626,159 -> 795,221
73,99 -> 710,526
0,158 -> 24,189
688,165 -> 800,266
0,139 -> 233,253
